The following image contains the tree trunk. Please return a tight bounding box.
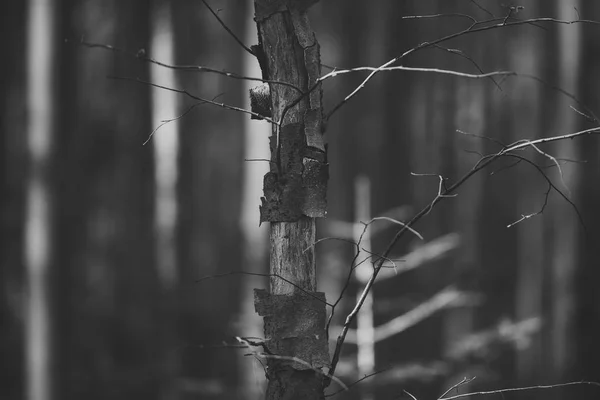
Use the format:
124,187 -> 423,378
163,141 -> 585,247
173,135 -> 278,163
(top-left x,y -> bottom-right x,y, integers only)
252,1 -> 329,399
25,1 -> 59,399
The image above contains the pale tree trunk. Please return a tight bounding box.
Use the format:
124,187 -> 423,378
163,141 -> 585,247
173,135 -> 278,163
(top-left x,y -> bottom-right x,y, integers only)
25,1 -> 59,399
239,7 -> 270,399
510,0 -> 544,386
150,1 -> 180,398
548,0 -> 581,386
444,16 -> 486,385
252,1 -> 329,398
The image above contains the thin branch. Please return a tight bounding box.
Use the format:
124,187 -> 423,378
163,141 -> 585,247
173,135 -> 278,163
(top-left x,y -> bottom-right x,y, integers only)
324,126 -> 600,387
196,271 -> 334,307
457,129 -> 506,148
70,38 -> 302,93
109,76 -> 280,125
363,216 -> 424,240
256,353 -> 348,391
501,153 -> 583,229
431,44 -> 502,91
144,93 -> 223,145
200,0 -> 255,56
325,368 -> 392,398
440,381 -> 600,400
402,13 -> 477,24
322,66 -> 516,82
325,16 -> 600,120
439,376 -> 477,399
325,223 -> 369,335
469,0 -> 494,17
323,66 -> 597,124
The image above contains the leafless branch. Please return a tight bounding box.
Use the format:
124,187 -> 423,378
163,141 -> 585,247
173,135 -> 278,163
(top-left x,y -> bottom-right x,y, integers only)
255,353 -> 348,391
439,376 -> 477,399
325,368 -> 392,398
469,0 -> 494,18
325,16 -> 600,120
200,0 -> 255,56
70,38 -> 302,93
196,270 -> 334,307
431,44 -> 502,91
457,129 -> 506,148
362,216 -> 424,240
402,13 -> 477,24
323,66 -> 596,124
144,93 -> 223,145
324,126 -> 600,388
440,381 -> 600,400
109,76 -> 279,125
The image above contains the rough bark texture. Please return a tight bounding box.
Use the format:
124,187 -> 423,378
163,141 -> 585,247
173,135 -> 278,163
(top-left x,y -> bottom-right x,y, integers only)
253,1 -> 329,399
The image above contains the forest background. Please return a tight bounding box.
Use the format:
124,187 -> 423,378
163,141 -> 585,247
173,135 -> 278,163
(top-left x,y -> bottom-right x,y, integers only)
1,1 -> 600,400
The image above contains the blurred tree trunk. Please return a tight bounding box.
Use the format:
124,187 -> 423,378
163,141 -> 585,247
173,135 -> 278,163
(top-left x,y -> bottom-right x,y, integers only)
173,1 -> 246,397
546,0 -> 581,389
252,1 -> 329,399
0,3 -> 27,400
239,7 -> 269,399
25,1 -> 60,399
576,0 -> 600,388
510,0 -> 544,387
444,1 -> 486,386
150,0 -> 180,398
407,4 -> 456,397
56,1 -> 157,398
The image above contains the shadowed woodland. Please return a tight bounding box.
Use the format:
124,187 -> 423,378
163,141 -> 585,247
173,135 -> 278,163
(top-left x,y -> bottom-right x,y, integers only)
1,0 -> 600,399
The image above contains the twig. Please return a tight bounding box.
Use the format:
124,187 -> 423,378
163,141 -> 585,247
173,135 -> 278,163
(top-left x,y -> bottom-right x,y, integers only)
439,376 -> 477,399
325,16 -> 600,120
200,0 -> 254,56
144,93 -> 223,145
431,44 -> 502,91
325,368 -> 392,398
255,353 -> 348,391
469,0 -> 494,17
402,13 -> 477,24
440,381 -> 600,400
363,216 -> 424,240
70,38 -> 302,93
196,270 -> 334,307
109,76 -> 279,125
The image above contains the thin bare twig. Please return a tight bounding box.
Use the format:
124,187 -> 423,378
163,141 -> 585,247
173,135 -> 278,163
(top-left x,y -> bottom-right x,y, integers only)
469,0 -> 494,17
439,376 -> 477,399
200,0 -> 255,56
431,44 -> 503,91
144,93 -> 223,145
196,270 -> 334,307
440,381 -> 600,400
256,353 -> 348,391
363,216 -> 424,240
109,76 -> 280,125
70,38 -> 302,93
325,16 -> 600,120
402,13 -> 477,24
325,368 -> 392,398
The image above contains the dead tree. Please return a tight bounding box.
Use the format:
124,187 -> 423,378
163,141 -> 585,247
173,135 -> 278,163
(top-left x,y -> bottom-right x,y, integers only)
251,1 -> 330,399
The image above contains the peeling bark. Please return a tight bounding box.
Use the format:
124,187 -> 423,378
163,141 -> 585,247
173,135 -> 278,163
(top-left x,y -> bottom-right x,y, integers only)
252,1 -> 329,398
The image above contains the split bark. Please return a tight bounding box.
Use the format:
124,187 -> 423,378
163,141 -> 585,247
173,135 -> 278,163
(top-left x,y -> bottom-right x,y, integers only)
252,1 -> 329,399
